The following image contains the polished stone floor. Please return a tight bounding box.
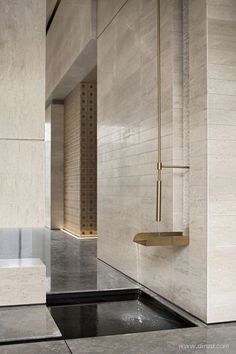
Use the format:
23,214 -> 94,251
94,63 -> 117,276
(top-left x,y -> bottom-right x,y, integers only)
0,341 -> 71,354
0,326 -> 235,353
0,305 -> 61,344
0,229 -> 236,353
66,326 -> 236,354
0,228 -> 138,293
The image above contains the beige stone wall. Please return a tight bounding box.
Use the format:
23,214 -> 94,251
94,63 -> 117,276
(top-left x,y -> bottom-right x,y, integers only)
97,0 -> 127,36
189,0 -> 208,321
46,0 -> 57,25
97,0 -> 207,321
97,0 -> 236,323
0,0 -> 45,227
160,0 -> 187,233
207,0 -> 236,323
64,82 -> 97,236
46,0 -> 96,102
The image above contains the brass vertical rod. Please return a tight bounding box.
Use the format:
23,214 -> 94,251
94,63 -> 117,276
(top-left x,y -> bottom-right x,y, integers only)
156,0 -> 162,222
157,0 -> 161,169
156,179 -> 162,222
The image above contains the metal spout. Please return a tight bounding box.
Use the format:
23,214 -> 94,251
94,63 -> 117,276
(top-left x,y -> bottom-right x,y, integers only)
133,232 -> 189,247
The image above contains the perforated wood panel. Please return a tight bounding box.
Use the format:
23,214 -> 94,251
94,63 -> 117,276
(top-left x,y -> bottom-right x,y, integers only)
64,82 -> 97,236
80,83 -> 97,235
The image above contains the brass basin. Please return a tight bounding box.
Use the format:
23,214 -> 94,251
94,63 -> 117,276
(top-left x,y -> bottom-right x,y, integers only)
133,232 -> 189,247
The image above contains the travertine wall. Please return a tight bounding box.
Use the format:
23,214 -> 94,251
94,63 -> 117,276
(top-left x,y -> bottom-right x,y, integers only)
97,0 -> 236,323
97,0 -> 207,321
64,82 -> 97,236
46,0 -> 57,25
97,0 -> 127,36
160,0 -> 187,233
46,0 -> 96,102
0,0 -> 45,227
188,0 -> 208,321
188,0 -> 236,324
207,0 -> 236,323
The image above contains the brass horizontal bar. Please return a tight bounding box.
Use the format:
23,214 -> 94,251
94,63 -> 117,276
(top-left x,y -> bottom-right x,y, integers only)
162,165 -> 190,169
156,163 -> 189,171
133,232 -> 189,247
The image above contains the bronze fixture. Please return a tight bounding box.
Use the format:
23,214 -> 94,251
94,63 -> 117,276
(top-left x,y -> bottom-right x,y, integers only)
133,232 -> 189,247
156,163 -> 189,222
133,0 -> 189,247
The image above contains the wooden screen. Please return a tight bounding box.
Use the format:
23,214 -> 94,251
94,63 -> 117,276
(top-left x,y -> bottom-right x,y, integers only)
64,82 -> 97,236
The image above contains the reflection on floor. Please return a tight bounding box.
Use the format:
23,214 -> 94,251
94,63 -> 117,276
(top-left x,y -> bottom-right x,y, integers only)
0,228 -> 138,293
50,230 -> 138,293
0,229 -> 235,353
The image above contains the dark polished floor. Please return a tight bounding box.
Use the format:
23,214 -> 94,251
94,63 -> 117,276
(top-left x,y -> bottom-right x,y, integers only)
0,228 -> 138,293
0,229 -> 236,353
49,298 -> 193,339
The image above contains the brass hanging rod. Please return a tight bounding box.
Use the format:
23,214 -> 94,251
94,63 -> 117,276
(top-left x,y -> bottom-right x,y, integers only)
133,0 -> 190,247
155,0 -> 189,223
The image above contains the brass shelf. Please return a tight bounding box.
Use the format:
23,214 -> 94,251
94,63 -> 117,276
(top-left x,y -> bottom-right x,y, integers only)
133,232 -> 189,247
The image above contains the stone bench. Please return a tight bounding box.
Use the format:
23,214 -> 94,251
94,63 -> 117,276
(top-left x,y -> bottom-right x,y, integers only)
0,258 -> 46,306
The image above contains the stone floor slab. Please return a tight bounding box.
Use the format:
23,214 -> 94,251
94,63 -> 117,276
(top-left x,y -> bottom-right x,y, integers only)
0,305 -> 61,344
0,341 -> 70,354
66,326 -> 236,354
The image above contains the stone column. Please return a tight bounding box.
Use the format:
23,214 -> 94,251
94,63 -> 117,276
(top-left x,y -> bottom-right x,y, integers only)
45,103 -> 64,229
0,0 -> 46,227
